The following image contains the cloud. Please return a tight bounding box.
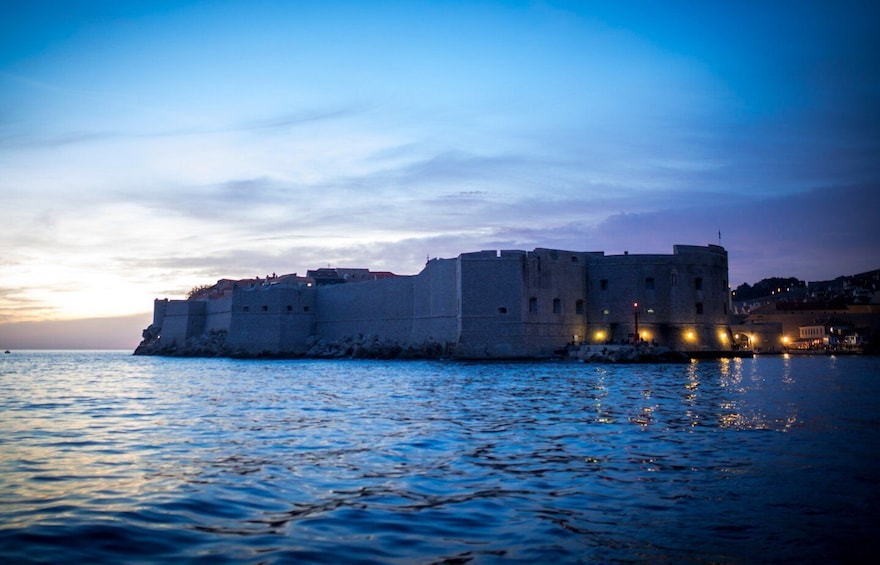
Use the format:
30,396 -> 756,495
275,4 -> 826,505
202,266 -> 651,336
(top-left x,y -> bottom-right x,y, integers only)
588,183 -> 880,284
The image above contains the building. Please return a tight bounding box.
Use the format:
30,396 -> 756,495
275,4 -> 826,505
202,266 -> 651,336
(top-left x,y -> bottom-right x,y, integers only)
733,301 -> 880,353
135,244 -> 733,358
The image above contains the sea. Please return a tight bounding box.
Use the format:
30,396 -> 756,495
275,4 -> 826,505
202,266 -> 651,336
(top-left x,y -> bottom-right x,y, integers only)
1,351 -> 878,564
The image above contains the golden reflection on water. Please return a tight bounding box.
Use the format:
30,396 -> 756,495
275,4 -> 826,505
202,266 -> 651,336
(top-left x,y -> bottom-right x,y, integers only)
718,357 -> 744,391
781,354 -> 794,385
710,356 -> 803,432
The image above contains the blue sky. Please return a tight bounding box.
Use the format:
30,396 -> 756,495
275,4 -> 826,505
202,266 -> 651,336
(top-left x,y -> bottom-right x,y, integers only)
1,0 -> 878,344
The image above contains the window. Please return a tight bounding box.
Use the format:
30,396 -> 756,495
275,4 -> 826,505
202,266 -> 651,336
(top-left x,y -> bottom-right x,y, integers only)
553,298 -> 561,314
303,306 -> 310,312
600,279 -> 608,291
672,273 -> 677,287
723,303 -> 728,315
696,302 -> 704,315
242,306 -> 249,312
529,297 -> 538,313
261,305 -> 268,312
571,256 -> 578,263
645,277 -> 655,291
695,277 -> 703,291
287,305 -> 293,311
498,306 -> 508,314
575,299 -> 584,314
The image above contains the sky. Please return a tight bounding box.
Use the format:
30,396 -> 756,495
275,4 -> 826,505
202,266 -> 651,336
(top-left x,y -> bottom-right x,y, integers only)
1,0 -> 879,348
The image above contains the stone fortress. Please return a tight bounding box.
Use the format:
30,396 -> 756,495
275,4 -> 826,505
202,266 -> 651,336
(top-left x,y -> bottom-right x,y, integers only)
135,244 -> 733,359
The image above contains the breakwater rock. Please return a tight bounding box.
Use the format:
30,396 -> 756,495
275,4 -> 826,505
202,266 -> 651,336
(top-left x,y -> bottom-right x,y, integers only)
572,343 -> 689,363
303,334 -> 451,359
134,331 -> 452,360
134,329 -> 229,357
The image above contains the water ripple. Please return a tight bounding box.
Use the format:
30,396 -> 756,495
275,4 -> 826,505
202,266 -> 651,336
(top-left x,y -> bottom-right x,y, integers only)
1,353 -> 879,563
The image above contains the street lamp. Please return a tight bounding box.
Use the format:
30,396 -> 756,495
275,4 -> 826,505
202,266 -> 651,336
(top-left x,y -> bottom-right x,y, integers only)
633,302 -> 639,345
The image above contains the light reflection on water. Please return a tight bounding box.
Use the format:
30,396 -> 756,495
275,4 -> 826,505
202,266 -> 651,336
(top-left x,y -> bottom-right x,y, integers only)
1,351 -> 879,564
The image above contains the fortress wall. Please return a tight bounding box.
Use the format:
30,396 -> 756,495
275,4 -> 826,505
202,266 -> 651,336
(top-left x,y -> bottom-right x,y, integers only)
203,294 -> 233,332
455,250 -> 530,357
140,244 -> 734,357
279,288 -> 317,354
519,249 -> 590,355
152,299 -> 168,329
159,300 -> 206,346
670,245 -> 730,350
410,258 -> 459,344
226,286 -> 316,354
584,245 -> 730,351
586,253 -> 675,345
316,277 -> 415,343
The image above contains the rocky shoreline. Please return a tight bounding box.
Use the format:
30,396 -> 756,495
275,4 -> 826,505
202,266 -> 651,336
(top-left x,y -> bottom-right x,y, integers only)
135,331 -> 691,363
134,330 -> 454,360
568,343 -> 690,363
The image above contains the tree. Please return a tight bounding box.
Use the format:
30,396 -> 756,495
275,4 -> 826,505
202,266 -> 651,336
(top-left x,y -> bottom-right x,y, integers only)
187,284 -> 215,300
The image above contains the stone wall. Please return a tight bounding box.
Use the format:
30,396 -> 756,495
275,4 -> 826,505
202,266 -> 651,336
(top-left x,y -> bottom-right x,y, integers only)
410,258 -> 459,344
226,285 -> 316,355
584,244 -> 730,351
521,249 -> 592,356
455,250 -> 528,357
159,299 -> 205,347
315,276 -> 415,344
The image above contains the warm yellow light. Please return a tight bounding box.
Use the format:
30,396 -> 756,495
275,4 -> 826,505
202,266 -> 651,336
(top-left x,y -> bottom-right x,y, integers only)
685,330 -> 696,342
594,330 -> 606,342
782,336 -> 790,344
639,331 -> 650,340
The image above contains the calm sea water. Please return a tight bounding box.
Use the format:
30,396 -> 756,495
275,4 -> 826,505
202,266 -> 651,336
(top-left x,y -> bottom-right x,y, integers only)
1,352 -> 878,564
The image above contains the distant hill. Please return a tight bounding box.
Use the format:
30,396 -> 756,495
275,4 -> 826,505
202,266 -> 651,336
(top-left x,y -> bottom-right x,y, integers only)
733,268 -> 879,304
